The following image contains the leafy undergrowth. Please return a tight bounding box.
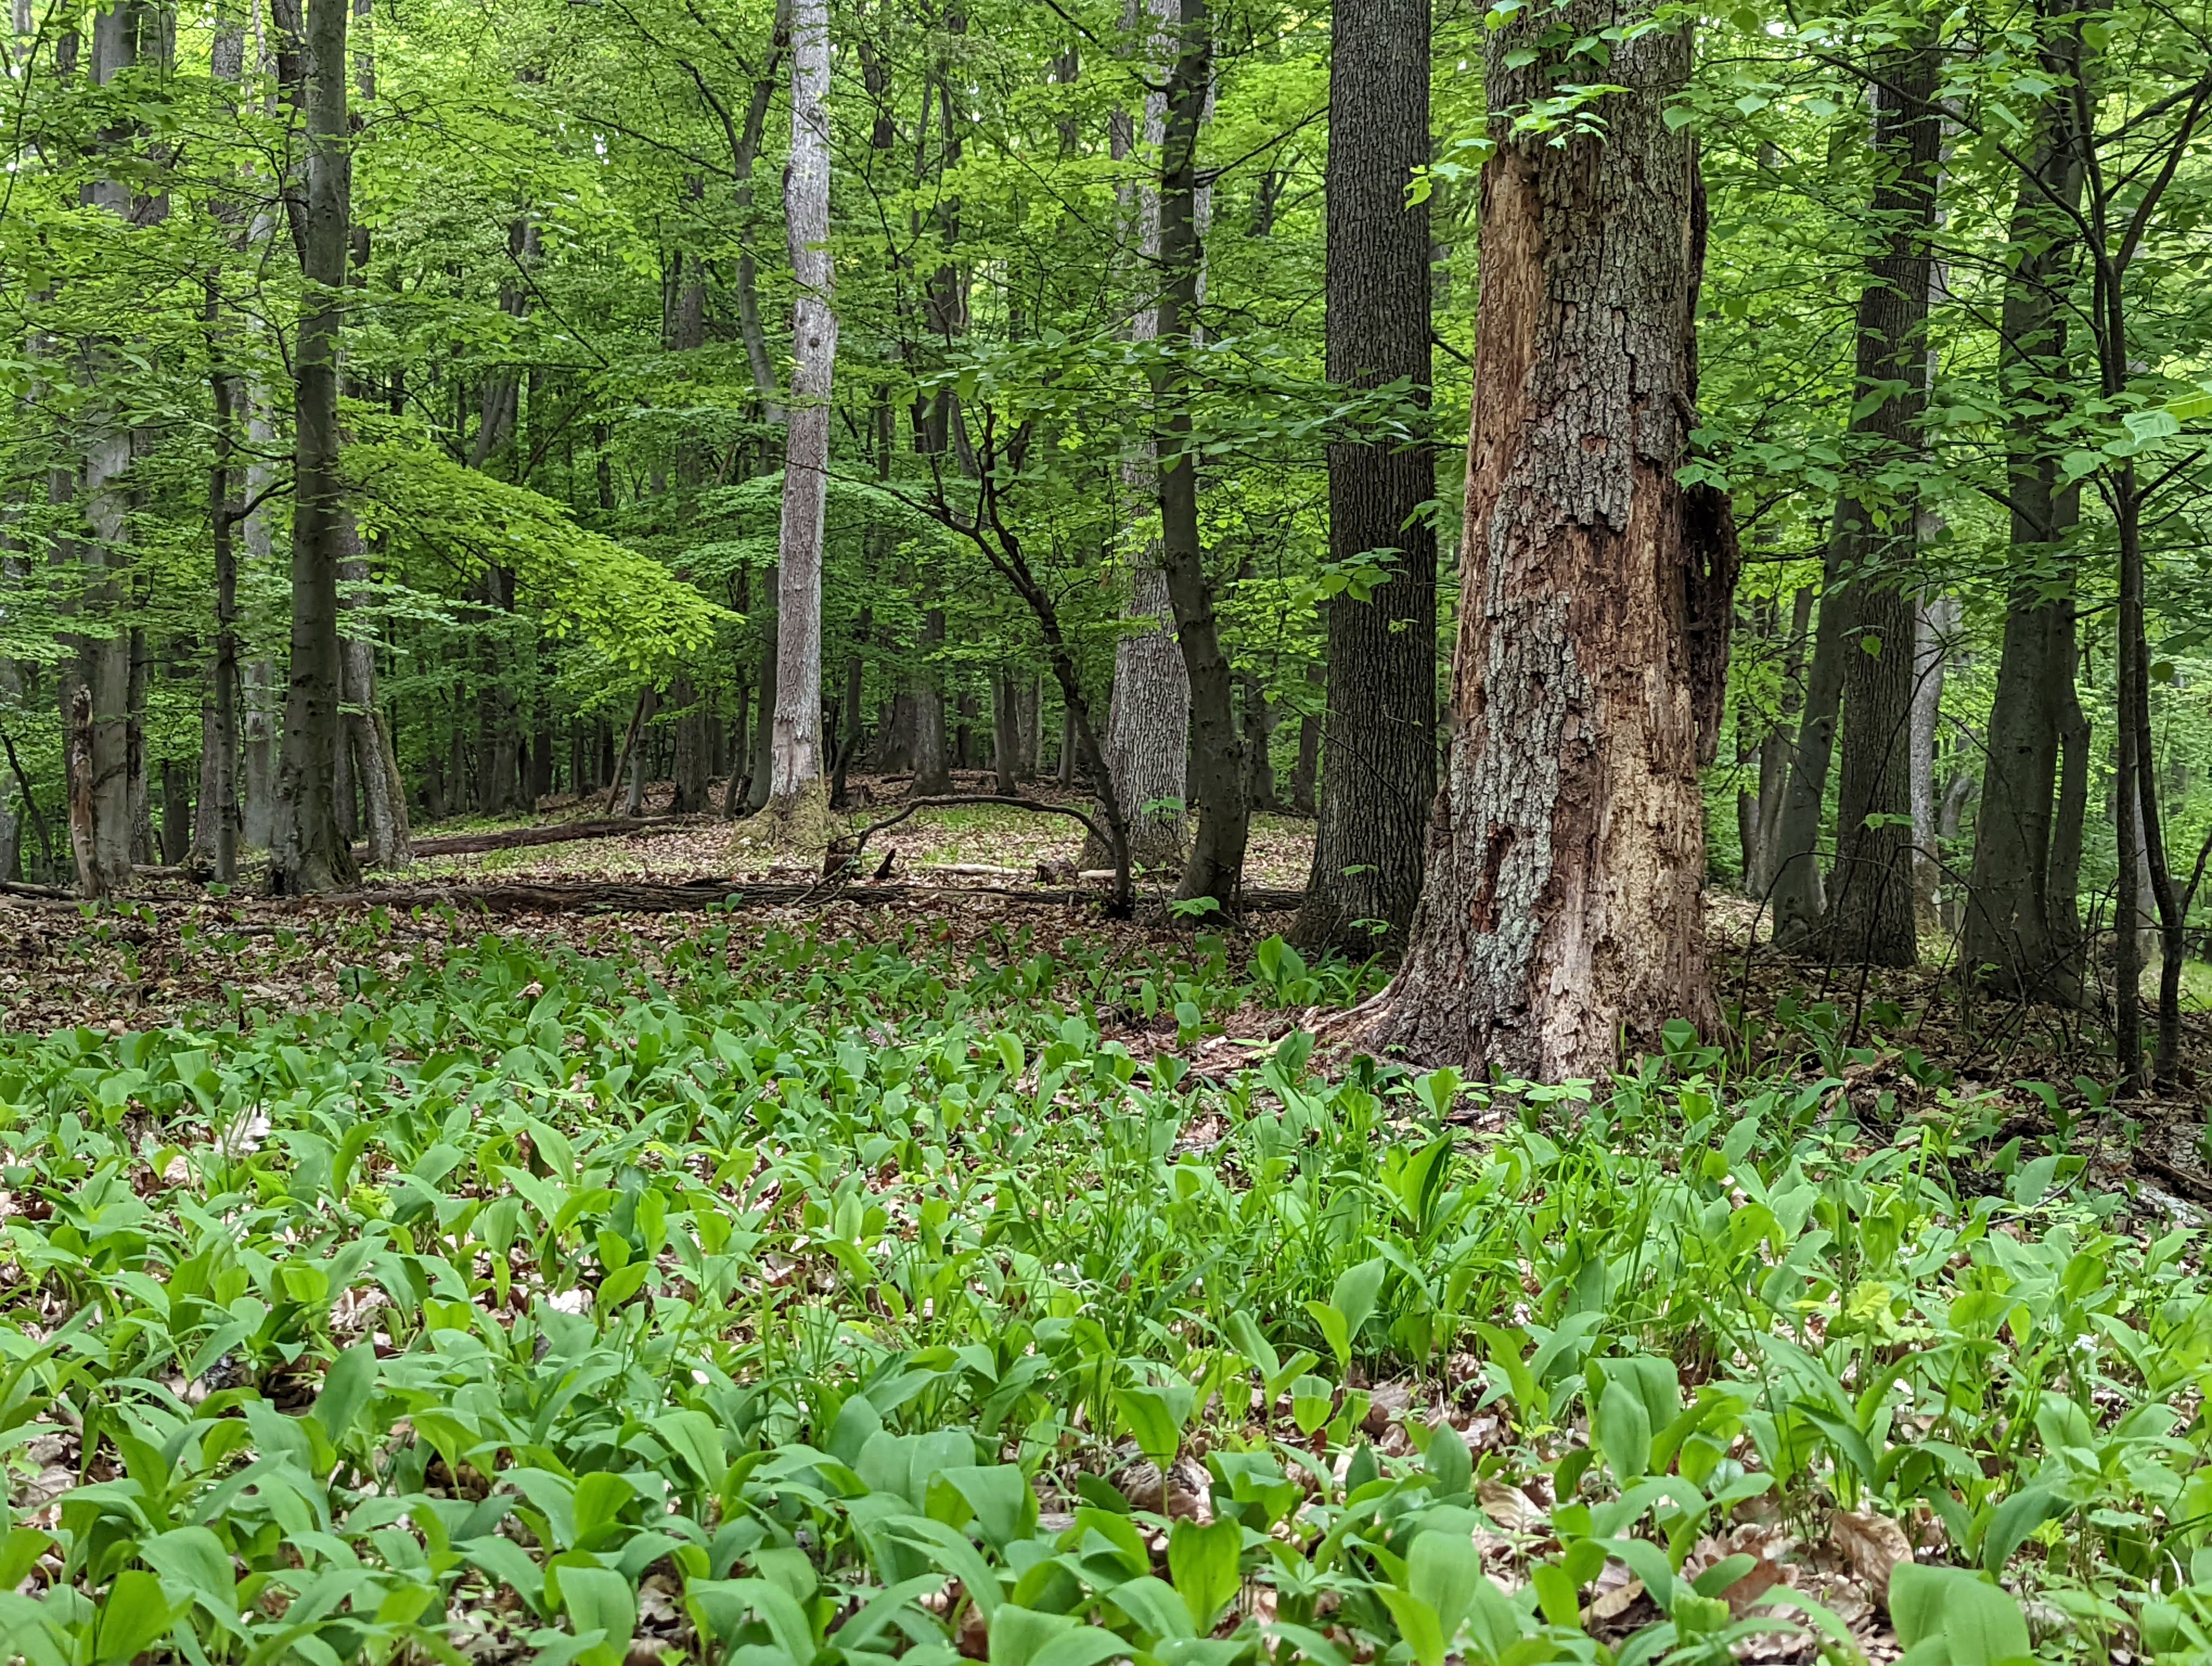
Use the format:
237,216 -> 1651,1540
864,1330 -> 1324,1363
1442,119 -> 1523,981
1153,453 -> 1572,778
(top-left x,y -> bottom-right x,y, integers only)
0,914 -> 2199,1666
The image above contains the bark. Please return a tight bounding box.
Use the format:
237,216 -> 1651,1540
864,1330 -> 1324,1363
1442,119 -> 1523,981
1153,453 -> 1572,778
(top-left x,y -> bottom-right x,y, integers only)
1015,674 -> 1042,780
1909,592 -> 1957,922
159,755 -> 189,863
992,669 -> 1020,795
1290,661 -> 1321,816
68,685 -> 101,898
1294,0 -> 1436,953
626,686 -> 657,817
1150,0 -> 1245,904
77,0 -> 162,897
1814,42 -> 1943,966
1745,587 -> 1814,896
2049,646 -> 2088,952
911,606 -> 953,796
762,0 -> 836,845
1091,0 -> 1188,872
1767,544 -> 1842,934
1241,675 -> 1277,812
475,566 -> 520,813
267,0 -> 359,894
745,580 -> 779,814
1352,0 -> 1726,1079
671,676 -> 711,813
1092,562 -> 1188,867
340,518 -> 410,866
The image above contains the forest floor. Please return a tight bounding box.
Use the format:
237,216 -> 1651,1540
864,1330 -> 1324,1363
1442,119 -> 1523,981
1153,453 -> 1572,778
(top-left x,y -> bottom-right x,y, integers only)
6,776 -> 2212,1664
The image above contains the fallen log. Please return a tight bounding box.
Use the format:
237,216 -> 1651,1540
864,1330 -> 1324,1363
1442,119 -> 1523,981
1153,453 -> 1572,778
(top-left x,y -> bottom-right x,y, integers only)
364,816 -> 699,860
306,879 -> 1308,917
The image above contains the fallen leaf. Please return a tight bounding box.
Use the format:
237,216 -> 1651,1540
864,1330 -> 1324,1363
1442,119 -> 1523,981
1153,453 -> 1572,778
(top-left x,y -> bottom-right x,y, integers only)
1830,1508 -> 1912,1594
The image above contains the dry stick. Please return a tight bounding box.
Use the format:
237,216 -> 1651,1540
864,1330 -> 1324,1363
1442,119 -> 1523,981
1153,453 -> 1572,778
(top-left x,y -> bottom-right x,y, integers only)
601,689 -> 650,816
832,795 -> 1115,885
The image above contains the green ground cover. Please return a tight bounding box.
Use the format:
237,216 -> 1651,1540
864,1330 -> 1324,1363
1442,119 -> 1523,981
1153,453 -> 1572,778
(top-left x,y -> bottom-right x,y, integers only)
0,915 -> 2196,1666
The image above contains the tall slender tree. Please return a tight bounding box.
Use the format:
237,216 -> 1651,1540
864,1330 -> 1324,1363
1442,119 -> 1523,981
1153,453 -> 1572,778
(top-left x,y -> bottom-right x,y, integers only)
267,0 -> 359,893
1821,40 -> 1941,967
1963,16 -> 2091,999
1153,0 -> 1249,905
762,0 -> 835,843
1292,0 -> 1436,952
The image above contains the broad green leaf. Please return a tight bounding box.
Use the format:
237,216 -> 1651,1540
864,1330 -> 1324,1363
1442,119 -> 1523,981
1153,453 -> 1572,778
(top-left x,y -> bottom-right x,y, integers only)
1168,1516 -> 1242,1631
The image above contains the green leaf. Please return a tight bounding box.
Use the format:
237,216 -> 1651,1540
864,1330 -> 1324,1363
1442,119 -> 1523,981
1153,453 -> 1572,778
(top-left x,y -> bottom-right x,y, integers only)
1889,1564 -> 2032,1666
1116,1384 -> 1191,1468
562,1565 -> 640,1666
93,1570 -> 181,1665
1424,1418 -> 1472,1498
573,1470 -> 638,1549
1409,1528 -> 1484,1648
1331,1257 -> 1387,1341
140,1526 -> 239,1622
653,1408 -> 728,1490
1979,1487 -> 2065,1574
1378,1586 -> 1448,1666
311,1341 -> 378,1444
1593,1379 -> 1653,1482
1169,1517 -> 1242,1631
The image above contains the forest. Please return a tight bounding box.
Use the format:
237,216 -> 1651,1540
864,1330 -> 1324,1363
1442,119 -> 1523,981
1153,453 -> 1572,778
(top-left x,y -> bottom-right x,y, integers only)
5,0 -> 2212,1658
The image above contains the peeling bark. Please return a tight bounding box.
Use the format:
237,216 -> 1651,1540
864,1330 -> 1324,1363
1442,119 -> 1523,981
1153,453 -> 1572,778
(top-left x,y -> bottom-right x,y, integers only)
1353,1 -> 1727,1081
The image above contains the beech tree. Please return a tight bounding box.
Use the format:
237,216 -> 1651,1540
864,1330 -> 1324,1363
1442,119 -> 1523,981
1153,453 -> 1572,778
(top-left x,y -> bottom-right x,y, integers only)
1349,0 -> 1735,1080
761,0 -> 834,842
266,0 -> 358,894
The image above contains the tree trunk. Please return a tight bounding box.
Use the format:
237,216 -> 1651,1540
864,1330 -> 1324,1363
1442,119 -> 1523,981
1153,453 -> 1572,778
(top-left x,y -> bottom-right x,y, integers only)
1091,0 -> 1189,872
1816,41 -> 1941,967
671,676 -> 710,812
78,0 -> 160,897
989,668 -> 1018,794
1090,562 -> 1187,867
1294,0 -> 1435,952
1350,0 -> 1730,1079
2049,649 -> 2088,952
1290,661 -> 1321,816
1965,11 -> 2090,996
1908,592 -> 1957,924
68,685 -> 101,898
1241,674 -> 1277,813
626,686 -> 656,817
1745,587 -> 1814,898
159,755 -> 189,864
1767,549 -> 1843,935
746,580 -> 779,813
911,605 -> 952,796
1016,673 -> 1041,780
267,0 -> 359,894
1151,0 -> 1244,905
763,0 -> 836,847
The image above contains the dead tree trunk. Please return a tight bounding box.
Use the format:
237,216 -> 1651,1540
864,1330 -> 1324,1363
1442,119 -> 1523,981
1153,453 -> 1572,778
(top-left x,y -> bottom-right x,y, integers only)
1348,0 -> 1732,1080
